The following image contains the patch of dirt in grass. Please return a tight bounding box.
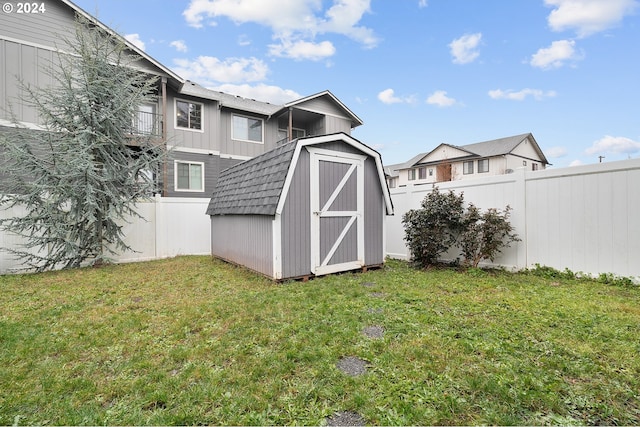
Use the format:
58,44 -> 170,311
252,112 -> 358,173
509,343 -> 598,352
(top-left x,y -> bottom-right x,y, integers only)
369,292 -> 386,298
336,356 -> 369,376
361,282 -> 376,287
362,325 -> 384,339
325,411 -> 366,426
367,307 -> 384,314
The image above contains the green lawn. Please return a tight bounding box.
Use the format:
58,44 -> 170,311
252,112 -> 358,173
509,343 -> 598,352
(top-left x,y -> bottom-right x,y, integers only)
1,256 -> 639,425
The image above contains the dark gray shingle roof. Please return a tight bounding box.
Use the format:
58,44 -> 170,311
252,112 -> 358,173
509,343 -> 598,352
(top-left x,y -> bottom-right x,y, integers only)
206,140 -> 298,216
460,133 -> 531,158
406,132 -> 549,167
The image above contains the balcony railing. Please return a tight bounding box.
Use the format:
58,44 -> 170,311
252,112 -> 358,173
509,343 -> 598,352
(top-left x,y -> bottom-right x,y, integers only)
127,109 -> 162,138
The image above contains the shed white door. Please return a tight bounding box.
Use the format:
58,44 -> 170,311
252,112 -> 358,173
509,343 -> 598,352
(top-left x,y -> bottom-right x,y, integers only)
309,148 -> 366,276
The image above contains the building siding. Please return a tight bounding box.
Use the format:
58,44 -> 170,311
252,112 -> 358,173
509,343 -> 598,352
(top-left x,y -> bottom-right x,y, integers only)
210,215 -> 273,277
166,151 -> 243,198
297,96 -> 349,119
0,1 -> 75,48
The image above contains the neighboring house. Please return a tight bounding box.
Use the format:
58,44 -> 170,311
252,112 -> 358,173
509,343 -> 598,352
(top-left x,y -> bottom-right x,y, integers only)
0,0 -> 363,198
385,133 -> 549,188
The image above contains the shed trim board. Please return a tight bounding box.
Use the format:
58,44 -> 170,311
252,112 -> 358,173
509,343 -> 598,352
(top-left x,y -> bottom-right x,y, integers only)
275,133 -> 393,216
308,147 -> 367,275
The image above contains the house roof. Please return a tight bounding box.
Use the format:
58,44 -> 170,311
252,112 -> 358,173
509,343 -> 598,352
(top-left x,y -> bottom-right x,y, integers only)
179,81 -> 282,116
459,133 -> 540,159
283,90 -> 364,128
63,2 -> 360,124
402,132 -> 550,169
207,133 -> 393,216
63,0 -> 184,86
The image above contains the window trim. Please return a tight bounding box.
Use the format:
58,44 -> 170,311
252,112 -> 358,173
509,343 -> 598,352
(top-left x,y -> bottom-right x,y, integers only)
418,166 -> 427,180
174,98 -> 204,133
174,160 -> 205,193
463,161 -> 474,175
478,158 -> 489,173
232,114 -> 264,144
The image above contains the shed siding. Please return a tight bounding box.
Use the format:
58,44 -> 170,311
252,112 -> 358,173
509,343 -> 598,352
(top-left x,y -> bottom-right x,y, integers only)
210,215 -> 273,277
364,157 -> 385,264
281,148 -> 312,278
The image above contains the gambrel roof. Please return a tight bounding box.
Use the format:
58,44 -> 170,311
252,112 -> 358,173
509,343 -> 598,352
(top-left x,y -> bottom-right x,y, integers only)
207,133 -> 393,217
206,140 -> 298,216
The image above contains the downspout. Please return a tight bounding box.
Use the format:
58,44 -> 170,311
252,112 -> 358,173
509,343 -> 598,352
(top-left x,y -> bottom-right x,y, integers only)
161,76 -> 168,197
288,107 -> 293,142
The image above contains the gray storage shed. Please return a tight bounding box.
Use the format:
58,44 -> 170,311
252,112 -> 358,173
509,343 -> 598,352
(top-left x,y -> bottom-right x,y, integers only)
206,133 -> 394,280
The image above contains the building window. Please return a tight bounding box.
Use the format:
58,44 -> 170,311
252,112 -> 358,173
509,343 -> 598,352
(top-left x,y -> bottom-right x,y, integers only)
428,168 -> 433,177
478,159 -> 489,173
175,161 -> 204,192
463,161 -> 474,175
418,167 -> 427,180
233,115 -> 263,143
408,169 -> 416,181
532,163 -> 539,171
388,178 -> 397,188
175,100 -> 202,131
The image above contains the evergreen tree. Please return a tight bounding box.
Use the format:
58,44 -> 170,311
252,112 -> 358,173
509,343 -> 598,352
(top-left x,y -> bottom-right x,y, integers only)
0,17 -> 164,272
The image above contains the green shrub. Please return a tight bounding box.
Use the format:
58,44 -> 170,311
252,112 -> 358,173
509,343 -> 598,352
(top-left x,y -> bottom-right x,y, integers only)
459,204 -> 520,268
403,188 -> 519,268
402,188 -> 465,267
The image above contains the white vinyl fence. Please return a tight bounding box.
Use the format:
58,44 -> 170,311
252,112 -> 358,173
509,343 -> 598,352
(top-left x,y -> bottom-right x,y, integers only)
387,158 -> 640,280
0,196 -> 211,274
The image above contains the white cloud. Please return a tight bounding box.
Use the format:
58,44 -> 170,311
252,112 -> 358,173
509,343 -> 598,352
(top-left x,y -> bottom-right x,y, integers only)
125,33 -> 145,51
182,0 -> 378,59
569,159 -> 584,166
449,33 -> 482,64
269,38 -> 336,61
377,88 -> 417,105
488,88 -> 557,101
585,135 -> 640,155
426,90 -> 457,107
211,83 -> 301,104
418,0 -> 428,8
238,34 -> 252,46
546,146 -> 568,158
172,56 -> 269,84
170,40 -> 188,52
530,39 -> 582,69
545,0 -> 639,37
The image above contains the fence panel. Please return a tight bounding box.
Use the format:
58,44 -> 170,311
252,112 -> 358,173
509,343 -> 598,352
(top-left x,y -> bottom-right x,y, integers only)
387,159 -> 640,280
0,197 -> 211,273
